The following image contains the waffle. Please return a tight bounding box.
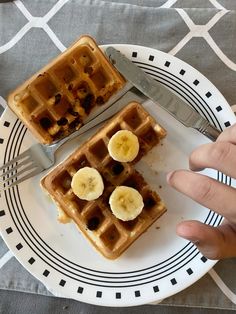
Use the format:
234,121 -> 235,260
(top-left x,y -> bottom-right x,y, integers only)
41,102 -> 167,259
7,35 -> 125,144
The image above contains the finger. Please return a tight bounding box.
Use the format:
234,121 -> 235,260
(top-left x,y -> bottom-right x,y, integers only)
167,170 -> 236,223
217,122 -> 236,144
189,141 -> 236,178
176,220 -> 236,259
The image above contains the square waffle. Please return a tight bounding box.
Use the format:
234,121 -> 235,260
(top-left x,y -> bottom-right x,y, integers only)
7,35 -> 125,144
41,102 -> 167,259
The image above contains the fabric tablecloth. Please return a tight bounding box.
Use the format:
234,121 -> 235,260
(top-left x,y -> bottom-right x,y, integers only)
0,0 -> 236,311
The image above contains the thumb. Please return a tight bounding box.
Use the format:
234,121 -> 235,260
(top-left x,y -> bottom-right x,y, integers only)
176,220 -> 236,260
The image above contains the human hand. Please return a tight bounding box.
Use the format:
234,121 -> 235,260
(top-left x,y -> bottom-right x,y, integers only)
167,123 -> 236,260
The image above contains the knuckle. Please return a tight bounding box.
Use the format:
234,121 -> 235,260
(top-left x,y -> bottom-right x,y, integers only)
194,178 -> 215,203
209,142 -> 231,165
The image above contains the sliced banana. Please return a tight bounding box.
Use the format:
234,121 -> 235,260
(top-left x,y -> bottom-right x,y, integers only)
71,167 -> 104,201
108,130 -> 139,162
109,186 -> 144,221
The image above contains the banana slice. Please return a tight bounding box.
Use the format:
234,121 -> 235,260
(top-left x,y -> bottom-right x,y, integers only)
71,167 -> 104,201
109,186 -> 144,221
108,130 -> 139,162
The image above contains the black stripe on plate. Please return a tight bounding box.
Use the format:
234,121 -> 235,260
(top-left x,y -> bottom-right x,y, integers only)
4,108 -> 219,288
3,63 -> 226,284
5,115 -> 219,286
6,118 -> 204,281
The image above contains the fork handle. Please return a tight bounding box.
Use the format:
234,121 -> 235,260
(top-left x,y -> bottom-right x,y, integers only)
197,123 -> 221,142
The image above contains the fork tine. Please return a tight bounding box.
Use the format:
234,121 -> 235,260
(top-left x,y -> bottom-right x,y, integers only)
0,156 -> 32,179
0,150 -> 30,171
0,161 -> 41,183
0,167 -> 42,191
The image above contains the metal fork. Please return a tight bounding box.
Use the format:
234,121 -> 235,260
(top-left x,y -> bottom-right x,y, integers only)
0,86 -> 146,190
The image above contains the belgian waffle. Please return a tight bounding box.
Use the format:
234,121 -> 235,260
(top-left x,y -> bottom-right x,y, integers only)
8,35 -> 125,144
41,102 -> 167,259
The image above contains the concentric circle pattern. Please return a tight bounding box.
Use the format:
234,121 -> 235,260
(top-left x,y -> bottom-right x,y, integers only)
0,45 -> 235,306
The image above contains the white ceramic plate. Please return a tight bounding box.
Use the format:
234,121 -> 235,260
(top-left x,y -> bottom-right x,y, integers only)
0,44 -> 236,307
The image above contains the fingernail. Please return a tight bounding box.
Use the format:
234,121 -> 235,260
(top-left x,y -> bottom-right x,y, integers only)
176,222 -> 200,244
166,171 -> 174,183
189,239 -> 200,245
178,234 -> 200,245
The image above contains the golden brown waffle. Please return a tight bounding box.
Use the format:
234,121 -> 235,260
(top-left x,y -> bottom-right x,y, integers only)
41,102 -> 167,259
8,35 -> 125,144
